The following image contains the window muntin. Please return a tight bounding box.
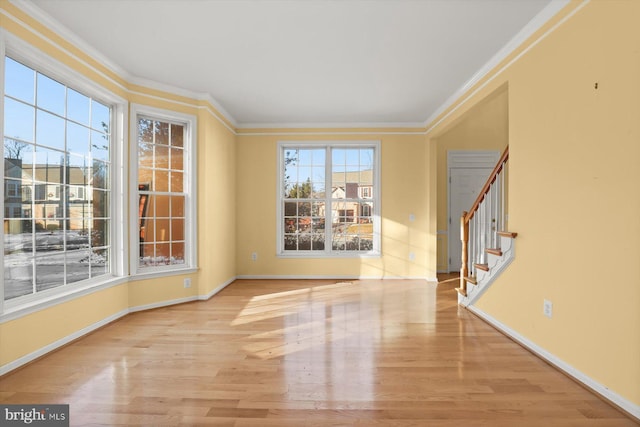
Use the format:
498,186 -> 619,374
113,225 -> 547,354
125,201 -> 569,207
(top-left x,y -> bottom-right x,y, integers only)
280,142 -> 379,256
3,57 -> 112,301
136,116 -> 187,269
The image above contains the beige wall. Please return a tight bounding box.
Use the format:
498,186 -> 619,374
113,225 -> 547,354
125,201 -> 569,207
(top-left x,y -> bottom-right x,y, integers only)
427,0 -> 640,407
197,111 -> 237,295
235,133 -> 432,279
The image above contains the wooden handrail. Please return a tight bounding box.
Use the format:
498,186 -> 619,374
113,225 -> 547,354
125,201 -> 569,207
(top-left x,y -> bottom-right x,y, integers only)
457,145 -> 509,297
464,146 -> 509,223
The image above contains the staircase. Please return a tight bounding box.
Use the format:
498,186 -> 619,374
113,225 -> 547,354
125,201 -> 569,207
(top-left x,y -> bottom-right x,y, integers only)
457,146 -> 517,306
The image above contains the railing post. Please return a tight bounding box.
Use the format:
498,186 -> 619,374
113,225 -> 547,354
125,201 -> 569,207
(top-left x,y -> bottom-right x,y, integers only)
460,211 -> 469,295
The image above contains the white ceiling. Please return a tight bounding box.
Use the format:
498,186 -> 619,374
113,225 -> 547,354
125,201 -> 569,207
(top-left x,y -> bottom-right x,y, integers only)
26,0 -> 559,128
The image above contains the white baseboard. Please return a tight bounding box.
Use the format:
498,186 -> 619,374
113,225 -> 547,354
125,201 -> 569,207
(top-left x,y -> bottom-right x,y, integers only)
199,276 -> 236,300
237,274 -> 434,281
467,305 -> 640,421
129,295 -> 199,313
0,308 -> 129,376
235,274 -> 363,281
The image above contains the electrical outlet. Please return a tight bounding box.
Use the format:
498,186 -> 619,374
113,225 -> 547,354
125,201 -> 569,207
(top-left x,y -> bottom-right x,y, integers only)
409,213 -> 415,222
409,252 -> 415,261
184,278 -> 191,288
543,299 -> 553,318
251,252 -> 258,261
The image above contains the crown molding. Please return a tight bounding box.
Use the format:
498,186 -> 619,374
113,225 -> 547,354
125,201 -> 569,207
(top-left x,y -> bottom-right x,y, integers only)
237,120 -> 426,131
6,0 -> 581,133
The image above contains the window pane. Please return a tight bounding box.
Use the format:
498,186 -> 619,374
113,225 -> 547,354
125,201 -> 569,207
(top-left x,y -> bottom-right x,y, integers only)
154,121 -> 169,145
138,167 -> 153,187
154,170 -> 169,192
155,195 -> 170,217
284,235 -> 297,250
171,219 -> 184,241
140,193 -> 154,218
155,218 -> 170,242
284,201 -> 296,216
4,220 -> 33,255
170,147 -> 183,170
140,243 -> 155,266
36,73 -> 65,116
4,255 -> 34,300
4,98 -> 35,143
92,159 -> 109,189
34,147 -> 64,184
68,155 -> 89,185
298,234 -> 311,250
138,118 -> 153,143
67,88 -> 90,125
92,189 -> 109,218
5,57 -> 35,104
170,124 -> 184,147
35,253 -> 65,292
64,227 -> 89,250
91,100 -> 110,132
91,130 -> 109,162
67,122 -> 89,155
155,144 -> 169,169
171,196 -> 184,217
36,110 -> 65,150
141,218 -> 155,244
311,233 -> 325,250
66,250 -> 90,284
171,242 -> 185,264
92,219 -> 109,247
139,142 -> 153,168
91,248 -> 109,278
170,171 -> 183,193
156,242 -> 170,264
35,226 -> 64,252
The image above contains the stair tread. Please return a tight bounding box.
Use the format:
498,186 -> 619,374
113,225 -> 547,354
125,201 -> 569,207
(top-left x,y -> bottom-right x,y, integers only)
464,276 -> 477,285
497,231 -> 518,238
474,263 -> 490,272
486,248 -> 503,256
455,287 -> 467,297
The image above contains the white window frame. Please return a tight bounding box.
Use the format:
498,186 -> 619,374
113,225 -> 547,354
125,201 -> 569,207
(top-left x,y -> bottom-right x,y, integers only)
277,140 -> 381,258
129,104 -> 197,278
0,31 -> 127,317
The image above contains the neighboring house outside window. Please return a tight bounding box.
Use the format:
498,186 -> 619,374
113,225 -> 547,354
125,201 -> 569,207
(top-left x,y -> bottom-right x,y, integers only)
278,141 -> 380,256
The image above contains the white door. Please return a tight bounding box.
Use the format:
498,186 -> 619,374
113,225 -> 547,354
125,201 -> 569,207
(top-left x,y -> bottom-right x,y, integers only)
448,167 -> 493,272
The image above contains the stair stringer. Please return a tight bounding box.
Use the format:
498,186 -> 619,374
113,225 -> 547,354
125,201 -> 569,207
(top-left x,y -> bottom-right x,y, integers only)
458,234 -> 516,307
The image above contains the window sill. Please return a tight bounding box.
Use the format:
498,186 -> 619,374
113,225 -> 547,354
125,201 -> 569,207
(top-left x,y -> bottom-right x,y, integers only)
276,252 -> 381,259
131,266 -> 199,281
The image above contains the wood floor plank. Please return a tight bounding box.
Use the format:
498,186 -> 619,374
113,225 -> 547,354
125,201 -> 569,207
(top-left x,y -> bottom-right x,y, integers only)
0,278 -> 637,426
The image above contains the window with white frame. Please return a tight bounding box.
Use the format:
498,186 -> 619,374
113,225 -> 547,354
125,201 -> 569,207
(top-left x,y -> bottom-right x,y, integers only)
278,141 -> 380,256
132,107 -> 196,272
2,55 -> 118,303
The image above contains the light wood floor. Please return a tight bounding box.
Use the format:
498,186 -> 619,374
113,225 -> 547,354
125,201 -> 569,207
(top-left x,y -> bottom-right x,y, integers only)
1,278 -> 637,426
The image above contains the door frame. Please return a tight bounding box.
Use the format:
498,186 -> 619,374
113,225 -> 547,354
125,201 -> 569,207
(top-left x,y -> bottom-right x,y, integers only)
447,150 -> 500,272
